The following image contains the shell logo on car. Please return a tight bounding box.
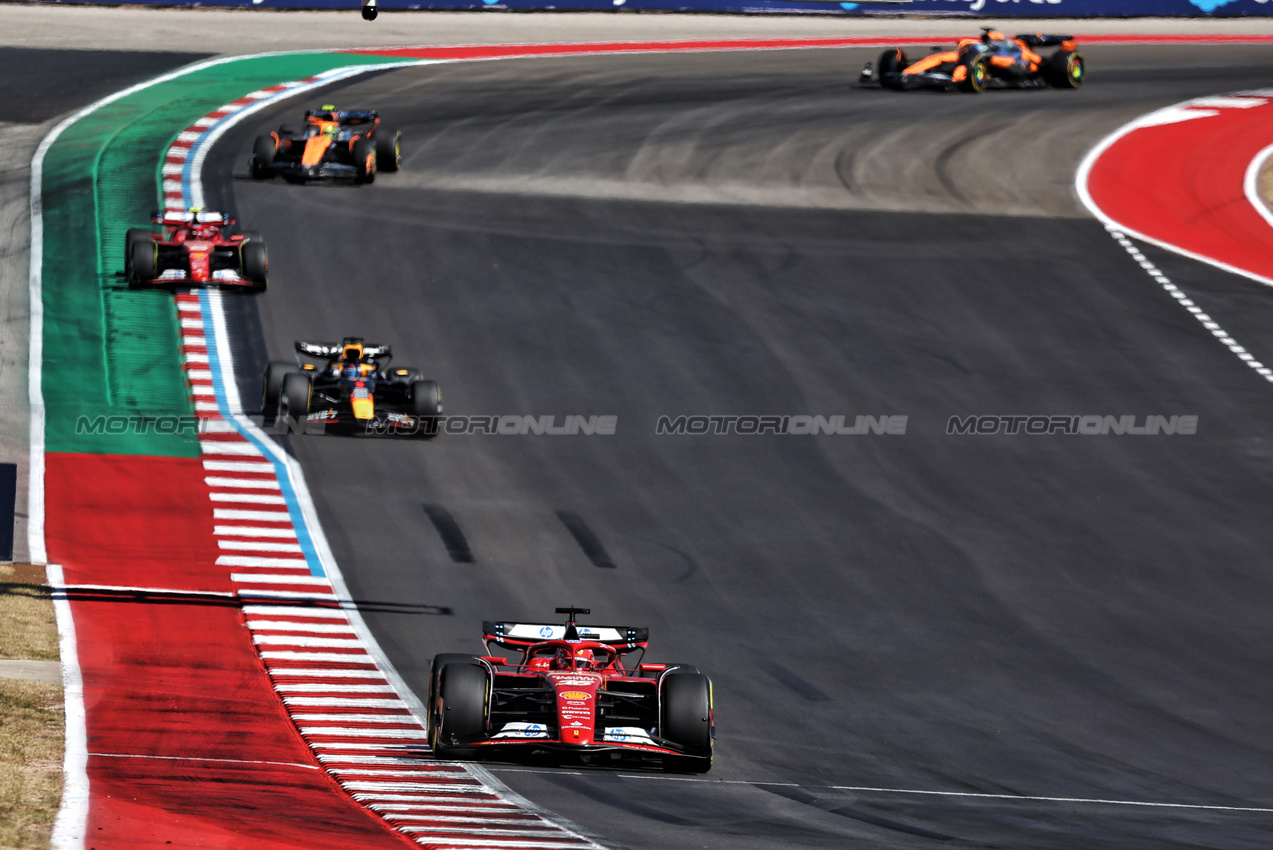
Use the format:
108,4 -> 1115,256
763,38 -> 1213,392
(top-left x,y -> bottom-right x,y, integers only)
560,691 -> 591,701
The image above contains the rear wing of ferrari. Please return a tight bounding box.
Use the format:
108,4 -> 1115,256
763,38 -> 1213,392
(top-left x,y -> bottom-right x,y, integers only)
483,620 -> 649,653
151,210 -> 232,226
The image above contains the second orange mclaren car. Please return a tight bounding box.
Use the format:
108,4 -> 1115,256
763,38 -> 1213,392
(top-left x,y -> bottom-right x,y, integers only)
862,29 -> 1084,93
250,105 -> 402,183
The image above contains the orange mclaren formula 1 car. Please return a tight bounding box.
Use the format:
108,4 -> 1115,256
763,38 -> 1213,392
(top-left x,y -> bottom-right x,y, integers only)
250,105 -> 401,183
862,29 -> 1084,93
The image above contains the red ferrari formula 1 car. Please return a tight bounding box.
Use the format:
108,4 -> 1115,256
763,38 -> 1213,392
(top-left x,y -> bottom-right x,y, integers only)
125,210 -> 268,291
250,105 -> 401,183
862,29 -> 1084,93
428,608 -> 714,773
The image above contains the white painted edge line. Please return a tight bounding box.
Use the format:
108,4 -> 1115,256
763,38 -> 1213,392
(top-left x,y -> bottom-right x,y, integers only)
1243,141 -> 1273,232
1075,90 -> 1273,385
611,773 -> 1273,815
1074,89 -> 1273,291
46,565 -> 87,849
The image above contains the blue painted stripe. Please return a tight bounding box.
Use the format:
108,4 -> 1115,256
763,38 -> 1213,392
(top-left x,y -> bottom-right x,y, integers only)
196,289 -> 326,578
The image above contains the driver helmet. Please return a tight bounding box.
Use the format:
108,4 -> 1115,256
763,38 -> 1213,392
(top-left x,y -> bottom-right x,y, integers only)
342,362 -> 360,379
574,649 -> 595,670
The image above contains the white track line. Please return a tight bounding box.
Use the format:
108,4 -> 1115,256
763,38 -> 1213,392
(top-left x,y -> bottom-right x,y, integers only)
1075,90 -> 1273,387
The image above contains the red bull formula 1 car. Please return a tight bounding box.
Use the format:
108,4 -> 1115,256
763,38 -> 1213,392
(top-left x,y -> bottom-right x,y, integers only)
428,608 -> 714,773
250,106 -> 401,183
862,29 -> 1084,93
262,336 -> 441,437
125,210 -> 268,291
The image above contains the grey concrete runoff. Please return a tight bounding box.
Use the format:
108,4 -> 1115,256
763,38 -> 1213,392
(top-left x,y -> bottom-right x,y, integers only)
0,659 -> 61,685
2,6 -> 1273,56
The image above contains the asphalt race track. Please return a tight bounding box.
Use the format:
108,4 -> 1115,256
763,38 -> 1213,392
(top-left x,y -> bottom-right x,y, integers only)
194,44 -> 1273,849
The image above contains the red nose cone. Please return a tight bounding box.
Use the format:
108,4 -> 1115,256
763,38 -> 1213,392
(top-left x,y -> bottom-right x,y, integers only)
355,381 -> 364,388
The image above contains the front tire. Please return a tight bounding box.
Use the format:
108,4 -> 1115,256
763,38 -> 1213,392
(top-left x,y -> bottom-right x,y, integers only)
661,673 -> 712,774
1046,49 -> 1084,89
279,372 -> 312,425
877,48 -> 908,89
129,238 -> 157,284
958,56 -> 988,93
261,361 -> 296,425
241,239 -> 268,289
431,663 -> 488,759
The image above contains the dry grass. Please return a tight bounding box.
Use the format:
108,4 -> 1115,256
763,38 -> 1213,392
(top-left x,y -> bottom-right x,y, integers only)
0,566 -> 62,850
0,679 -> 63,850
0,566 -> 57,662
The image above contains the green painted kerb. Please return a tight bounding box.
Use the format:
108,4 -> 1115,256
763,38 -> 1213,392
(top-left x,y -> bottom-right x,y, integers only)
40,52 -> 413,456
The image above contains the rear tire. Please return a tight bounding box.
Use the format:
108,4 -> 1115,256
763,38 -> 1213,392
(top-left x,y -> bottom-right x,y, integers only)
251,135 -> 276,179
129,238 -> 157,284
354,136 -> 376,184
661,673 -> 712,774
1046,49 -> 1083,89
279,372 -> 312,425
374,128 -> 401,172
261,361 -> 296,425
431,663 -> 488,759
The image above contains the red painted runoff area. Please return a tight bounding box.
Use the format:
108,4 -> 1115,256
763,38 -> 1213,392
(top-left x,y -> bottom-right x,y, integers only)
1084,96 -> 1273,284
46,453 -> 414,849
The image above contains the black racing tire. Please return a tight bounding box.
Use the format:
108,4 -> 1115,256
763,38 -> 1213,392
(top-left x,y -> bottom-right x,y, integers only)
958,56 -> 989,93
374,128 -> 401,172
361,3 -> 377,20
261,361 -> 296,425
409,379 -> 441,417
877,48 -> 908,89
353,136 -> 376,184
124,228 -> 152,279
279,372 -> 312,424
661,673 -> 713,773
431,662 -> 488,759
661,663 -> 701,675
129,238 -> 157,284
241,239 -> 268,288
251,135 -> 276,179
1046,49 -> 1084,89
428,653 -> 481,732
409,379 -> 441,439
